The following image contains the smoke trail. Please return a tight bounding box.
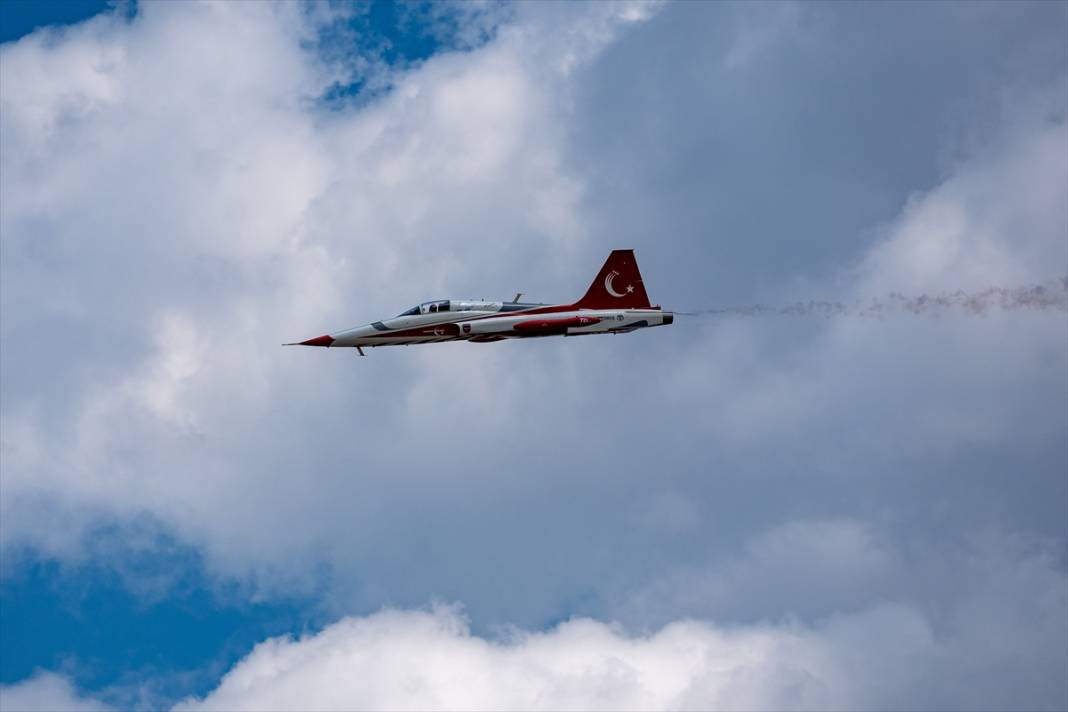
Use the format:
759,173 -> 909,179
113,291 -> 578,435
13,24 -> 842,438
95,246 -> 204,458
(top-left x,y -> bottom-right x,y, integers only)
698,278 -> 1068,319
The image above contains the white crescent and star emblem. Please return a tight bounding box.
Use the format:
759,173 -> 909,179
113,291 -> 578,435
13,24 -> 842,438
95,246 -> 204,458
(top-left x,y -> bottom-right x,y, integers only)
604,270 -> 636,298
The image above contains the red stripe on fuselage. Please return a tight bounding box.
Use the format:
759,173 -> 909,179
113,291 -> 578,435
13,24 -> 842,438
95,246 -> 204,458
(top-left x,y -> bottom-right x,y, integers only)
363,305 -> 661,340
363,322 -> 462,339
513,316 -> 600,332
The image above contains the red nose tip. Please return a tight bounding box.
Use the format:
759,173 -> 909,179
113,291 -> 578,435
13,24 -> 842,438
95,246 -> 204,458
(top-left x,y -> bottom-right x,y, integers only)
297,334 -> 334,347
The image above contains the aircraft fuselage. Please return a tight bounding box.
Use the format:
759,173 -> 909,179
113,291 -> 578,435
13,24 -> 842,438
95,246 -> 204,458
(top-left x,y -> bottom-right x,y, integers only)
287,249 -> 673,352
326,304 -> 673,348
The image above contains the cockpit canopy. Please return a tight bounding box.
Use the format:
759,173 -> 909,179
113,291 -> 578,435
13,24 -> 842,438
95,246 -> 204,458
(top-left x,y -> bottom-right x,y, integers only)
395,300 -> 446,316
395,300 -> 503,317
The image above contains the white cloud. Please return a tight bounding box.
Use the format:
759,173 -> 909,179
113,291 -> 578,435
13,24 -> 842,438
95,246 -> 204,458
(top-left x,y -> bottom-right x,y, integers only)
0,0 -> 1063,625
166,532 -> 1062,711
856,89 -> 1067,295
0,0 -> 655,586
6,524 -> 1064,711
0,672 -> 114,712
664,82 -> 1067,457
619,520 -> 898,626
171,605 -> 843,711
0,0 -> 1062,611
0,3 -> 1066,708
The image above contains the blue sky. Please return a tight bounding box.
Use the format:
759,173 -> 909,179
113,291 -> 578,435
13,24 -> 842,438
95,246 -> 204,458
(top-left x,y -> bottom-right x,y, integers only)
1,1 -> 1065,710
0,1 -> 112,42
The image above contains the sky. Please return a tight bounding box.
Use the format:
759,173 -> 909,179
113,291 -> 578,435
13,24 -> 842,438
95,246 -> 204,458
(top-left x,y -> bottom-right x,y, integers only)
0,1 -> 1065,710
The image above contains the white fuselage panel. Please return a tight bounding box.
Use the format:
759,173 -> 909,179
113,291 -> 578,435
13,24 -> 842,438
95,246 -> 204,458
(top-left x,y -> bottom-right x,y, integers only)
329,307 -> 671,348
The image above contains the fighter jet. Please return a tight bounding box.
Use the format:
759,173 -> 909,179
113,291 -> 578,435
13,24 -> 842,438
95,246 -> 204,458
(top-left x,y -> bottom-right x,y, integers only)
285,249 -> 673,355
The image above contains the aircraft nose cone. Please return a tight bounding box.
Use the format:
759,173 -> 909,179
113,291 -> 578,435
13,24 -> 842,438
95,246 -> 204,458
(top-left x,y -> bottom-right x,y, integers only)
291,334 -> 335,347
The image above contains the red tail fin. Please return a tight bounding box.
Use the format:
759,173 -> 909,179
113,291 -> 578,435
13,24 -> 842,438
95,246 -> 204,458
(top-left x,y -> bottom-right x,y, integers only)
574,249 -> 652,309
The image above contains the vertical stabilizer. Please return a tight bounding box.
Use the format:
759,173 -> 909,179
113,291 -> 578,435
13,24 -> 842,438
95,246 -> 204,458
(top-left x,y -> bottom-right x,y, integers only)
573,249 -> 652,309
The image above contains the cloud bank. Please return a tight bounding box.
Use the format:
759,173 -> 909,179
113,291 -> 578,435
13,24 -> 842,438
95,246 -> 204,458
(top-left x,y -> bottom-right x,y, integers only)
168,523 -> 1065,712
1,1 -> 1065,709
10,527 -> 1066,712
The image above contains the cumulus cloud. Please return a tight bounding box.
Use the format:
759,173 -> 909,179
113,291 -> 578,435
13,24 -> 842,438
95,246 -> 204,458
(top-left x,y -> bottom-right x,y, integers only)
0,0 -> 654,590
617,519 -> 899,626
171,605 -> 862,711
664,77 -> 1067,459
856,87 -> 1067,295
0,672 -> 114,712
171,533 -> 1062,712
5,523 -> 1065,710
1,1 -> 1066,707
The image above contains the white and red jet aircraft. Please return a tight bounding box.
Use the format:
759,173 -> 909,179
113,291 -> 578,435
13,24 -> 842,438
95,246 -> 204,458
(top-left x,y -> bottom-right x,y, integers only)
286,249 -> 673,355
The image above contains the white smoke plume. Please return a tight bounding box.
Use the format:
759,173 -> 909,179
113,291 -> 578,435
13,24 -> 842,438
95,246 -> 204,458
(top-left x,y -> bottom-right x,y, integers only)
697,278 -> 1067,319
